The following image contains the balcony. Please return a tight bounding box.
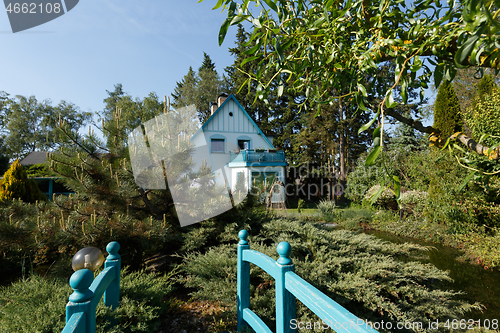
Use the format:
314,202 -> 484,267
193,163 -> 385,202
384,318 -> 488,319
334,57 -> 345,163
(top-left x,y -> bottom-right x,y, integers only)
229,149 -> 286,166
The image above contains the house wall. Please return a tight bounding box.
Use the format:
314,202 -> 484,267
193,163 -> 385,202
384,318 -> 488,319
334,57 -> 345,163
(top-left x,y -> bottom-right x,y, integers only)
189,97 -> 284,196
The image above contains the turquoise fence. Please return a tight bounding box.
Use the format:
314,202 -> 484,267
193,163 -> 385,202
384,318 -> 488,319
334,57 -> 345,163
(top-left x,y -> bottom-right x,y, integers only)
61,242 -> 121,333
237,230 -> 379,333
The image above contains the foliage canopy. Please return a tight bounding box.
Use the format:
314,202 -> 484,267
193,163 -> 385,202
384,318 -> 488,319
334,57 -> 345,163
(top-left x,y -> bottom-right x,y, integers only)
207,0 -> 500,158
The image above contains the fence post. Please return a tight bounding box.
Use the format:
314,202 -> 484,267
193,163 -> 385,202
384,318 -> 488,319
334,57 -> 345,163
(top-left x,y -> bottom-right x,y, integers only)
237,230 -> 250,331
275,242 -> 296,333
66,269 -> 95,333
104,241 -> 121,309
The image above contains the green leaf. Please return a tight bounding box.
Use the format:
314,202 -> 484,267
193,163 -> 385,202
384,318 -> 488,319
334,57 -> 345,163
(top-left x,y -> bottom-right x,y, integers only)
212,0 -> 225,10
356,95 -> 368,112
262,0 -> 278,12
326,48 -> 336,64
237,78 -> 250,94
440,137 -> 451,150
452,143 -> 466,153
434,63 -> 444,88
401,79 -> 408,104
392,175 -> 401,201
252,17 -> 262,28
358,109 -> 379,135
478,133 -> 490,144
459,172 -> 476,192
373,126 -> 381,140
455,33 -> 479,64
312,16 -> 326,28
242,0 -> 250,11
277,83 -> 284,97
370,183 -> 385,205
365,145 -> 382,166
385,89 -> 397,108
358,83 -> 368,97
243,41 -> 261,55
218,3 -> 236,47
241,55 -> 261,66
230,14 -> 249,26
275,39 -> 284,63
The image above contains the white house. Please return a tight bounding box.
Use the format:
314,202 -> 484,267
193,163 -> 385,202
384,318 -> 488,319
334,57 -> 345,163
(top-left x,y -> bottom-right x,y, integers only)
190,94 -> 287,201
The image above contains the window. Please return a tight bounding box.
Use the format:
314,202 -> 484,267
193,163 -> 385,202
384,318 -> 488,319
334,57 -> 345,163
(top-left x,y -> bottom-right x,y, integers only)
211,138 -> 224,152
238,140 -> 250,150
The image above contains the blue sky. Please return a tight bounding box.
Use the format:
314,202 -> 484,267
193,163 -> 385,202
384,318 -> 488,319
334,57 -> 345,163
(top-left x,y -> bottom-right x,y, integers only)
1,0 -> 435,135
0,1 -> 238,124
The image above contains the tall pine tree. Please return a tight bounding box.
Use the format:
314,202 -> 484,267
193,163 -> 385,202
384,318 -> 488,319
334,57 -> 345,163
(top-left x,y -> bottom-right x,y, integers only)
171,53 -> 226,123
101,85 -> 164,149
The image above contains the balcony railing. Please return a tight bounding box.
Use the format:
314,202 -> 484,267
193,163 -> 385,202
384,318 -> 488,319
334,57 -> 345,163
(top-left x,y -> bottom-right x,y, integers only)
230,149 -> 285,164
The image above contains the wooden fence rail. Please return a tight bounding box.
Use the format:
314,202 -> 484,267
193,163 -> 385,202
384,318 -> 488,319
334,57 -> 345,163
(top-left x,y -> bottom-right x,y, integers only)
237,230 -> 378,333
61,242 -> 121,333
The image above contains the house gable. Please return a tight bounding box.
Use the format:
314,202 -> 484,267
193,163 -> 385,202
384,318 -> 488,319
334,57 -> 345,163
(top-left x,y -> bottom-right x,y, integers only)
192,94 -> 274,149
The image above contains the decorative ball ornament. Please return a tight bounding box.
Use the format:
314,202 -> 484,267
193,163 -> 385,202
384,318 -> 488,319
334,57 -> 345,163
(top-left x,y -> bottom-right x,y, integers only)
72,246 -> 104,272
276,241 -> 293,265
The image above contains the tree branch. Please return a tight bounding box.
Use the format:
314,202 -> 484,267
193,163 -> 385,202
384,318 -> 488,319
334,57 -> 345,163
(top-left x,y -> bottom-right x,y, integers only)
384,108 -> 500,160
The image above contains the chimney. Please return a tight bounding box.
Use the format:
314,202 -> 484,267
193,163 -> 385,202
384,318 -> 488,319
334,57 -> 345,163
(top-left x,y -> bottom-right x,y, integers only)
217,93 -> 228,107
210,102 -> 218,115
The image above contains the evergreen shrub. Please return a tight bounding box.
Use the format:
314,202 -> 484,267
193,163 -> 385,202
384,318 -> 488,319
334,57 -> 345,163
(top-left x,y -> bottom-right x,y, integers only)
0,267 -> 176,332
0,160 -> 45,203
433,80 -> 462,140
181,218 -> 481,332
316,199 -> 338,222
464,89 -> 500,148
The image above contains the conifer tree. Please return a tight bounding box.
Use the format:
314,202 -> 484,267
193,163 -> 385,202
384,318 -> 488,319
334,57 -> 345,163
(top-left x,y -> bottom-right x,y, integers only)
464,76 -> 500,147
101,85 -> 164,149
433,81 -> 462,140
171,54 -> 226,123
171,67 -> 198,110
476,74 -> 497,102
199,52 -> 216,72
389,123 -> 423,150
0,160 -> 45,203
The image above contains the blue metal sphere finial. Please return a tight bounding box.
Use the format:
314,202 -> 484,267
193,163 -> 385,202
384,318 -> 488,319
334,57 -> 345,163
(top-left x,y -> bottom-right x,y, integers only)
238,230 -> 249,245
106,241 -> 120,260
68,269 -> 94,302
276,241 -> 293,265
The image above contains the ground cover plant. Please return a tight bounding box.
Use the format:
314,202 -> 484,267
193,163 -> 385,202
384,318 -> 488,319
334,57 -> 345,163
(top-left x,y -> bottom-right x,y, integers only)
181,216 -> 483,333
0,267 -> 176,333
